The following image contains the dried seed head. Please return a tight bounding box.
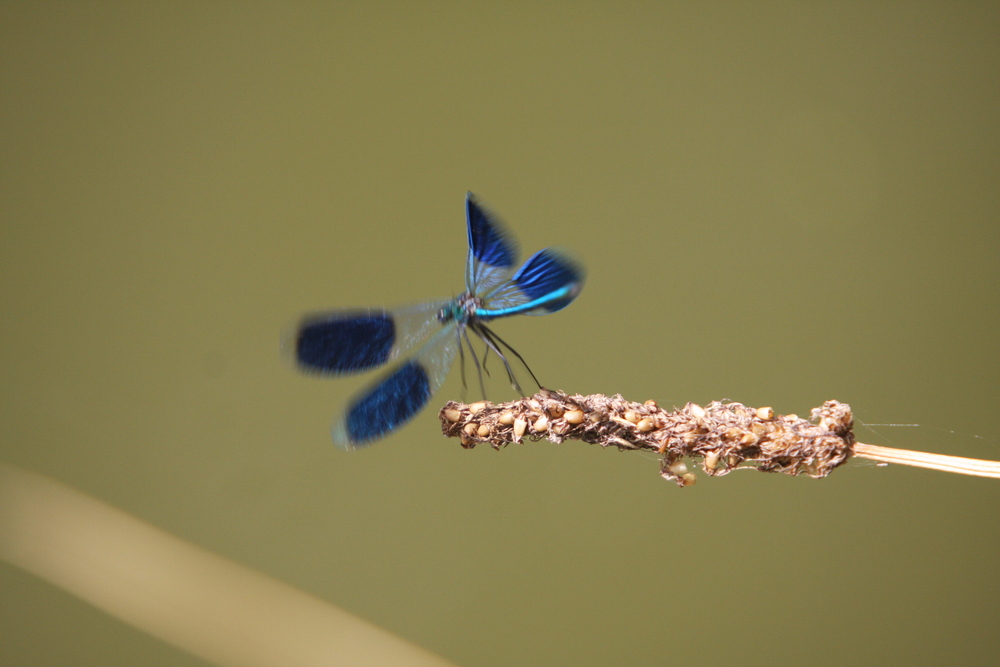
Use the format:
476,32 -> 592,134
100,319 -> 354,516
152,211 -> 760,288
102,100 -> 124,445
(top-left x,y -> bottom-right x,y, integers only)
440,393 -> 859,485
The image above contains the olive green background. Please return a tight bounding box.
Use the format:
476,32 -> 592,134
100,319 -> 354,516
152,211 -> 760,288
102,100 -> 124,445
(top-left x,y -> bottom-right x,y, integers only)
2,2 -> 998,665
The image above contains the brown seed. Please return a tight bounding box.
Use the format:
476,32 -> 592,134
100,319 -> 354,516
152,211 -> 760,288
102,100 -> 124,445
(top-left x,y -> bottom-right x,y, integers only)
469,401 -> 487,414
477,424 -> 491,437
637,418 -> 655,432
688,403 -> 707,420
667,460 -> 688,476
513,417 -> 527,438
463,423 -> 478,436
740,432 -> 759,446
443,408 -> 463,423
564,409 -> 585,424
533,415 -> 549,432
681,472 -> 698,487
623,410 -> 639,424
755,406 -> 774,421
644,399 -> 658,407
704,451 -> 720,471
498,411 -> 515,425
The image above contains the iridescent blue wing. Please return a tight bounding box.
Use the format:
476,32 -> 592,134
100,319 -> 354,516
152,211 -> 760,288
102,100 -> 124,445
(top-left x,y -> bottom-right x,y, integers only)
479,248 -> 586,317
465,192 -> 519,296
286,301 -> 449,375
332,322 -> 460,449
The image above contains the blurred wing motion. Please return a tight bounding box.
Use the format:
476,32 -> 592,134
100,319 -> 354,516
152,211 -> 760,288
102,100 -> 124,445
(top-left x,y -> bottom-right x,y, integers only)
465,192 -> 518,296
331,324 -> 459,449
292,301 -> 447,375
480,248 -> 586,317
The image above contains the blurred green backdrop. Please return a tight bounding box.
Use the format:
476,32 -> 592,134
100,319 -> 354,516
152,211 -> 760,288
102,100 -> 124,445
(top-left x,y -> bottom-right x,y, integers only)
2,2 -> 998,665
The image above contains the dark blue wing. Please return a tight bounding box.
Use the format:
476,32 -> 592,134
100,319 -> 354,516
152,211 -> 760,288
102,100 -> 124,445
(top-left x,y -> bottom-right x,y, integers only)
287,302 -> 448,375
479,248 -> 586,317
332,323 -> 459,448
341,360 -> 431,445
465,192 -> 519,296
294,313 -> 393,373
